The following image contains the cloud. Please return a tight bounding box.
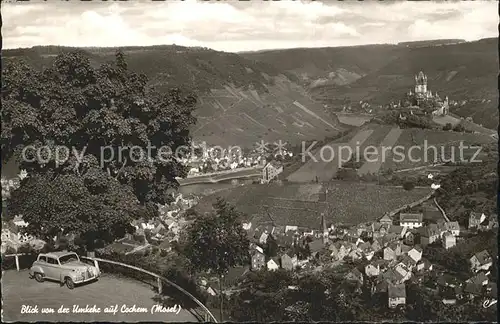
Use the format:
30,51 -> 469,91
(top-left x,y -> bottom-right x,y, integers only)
2,0 -> 497,52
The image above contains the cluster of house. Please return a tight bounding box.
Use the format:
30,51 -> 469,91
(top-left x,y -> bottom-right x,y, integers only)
426,249 -> 496,307
239,208 -> 497,309
468,211 -> 499,232
1,215 -> 43,253
106,193 -> 199,255
184,146 -> 265,176
1,177 -> 20,199
183,141 -> 291,177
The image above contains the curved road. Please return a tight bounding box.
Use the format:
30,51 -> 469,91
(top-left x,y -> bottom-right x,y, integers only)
2,270 -> 198,323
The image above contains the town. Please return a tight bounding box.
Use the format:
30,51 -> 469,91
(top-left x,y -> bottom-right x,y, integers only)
1,1 -> 497,322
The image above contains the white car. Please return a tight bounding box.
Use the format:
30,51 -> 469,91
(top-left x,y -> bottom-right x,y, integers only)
29,251 -> 100,289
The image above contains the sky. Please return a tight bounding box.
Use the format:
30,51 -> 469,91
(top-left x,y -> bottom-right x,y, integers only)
2,0 -> 498,52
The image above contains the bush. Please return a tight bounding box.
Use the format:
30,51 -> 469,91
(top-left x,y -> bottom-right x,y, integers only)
336,168 -> 359,181
453,124 -> 466,132
17,243 -> 35,254
442,123 -> 453,131
134,234 -> 146,244
1,255 -> 17,270
403,181 -> 416,191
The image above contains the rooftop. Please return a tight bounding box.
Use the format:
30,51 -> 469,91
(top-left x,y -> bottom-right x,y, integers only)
388,283 -> 406,298
472,250 -> 492,265
399,213 -> 423,222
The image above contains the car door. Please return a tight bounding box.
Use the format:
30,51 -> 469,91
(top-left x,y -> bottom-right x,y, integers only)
45,257 -> 60,280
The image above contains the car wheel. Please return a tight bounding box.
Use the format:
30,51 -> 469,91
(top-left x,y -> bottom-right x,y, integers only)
34,273 -> 44,283
65,277 -> 75,290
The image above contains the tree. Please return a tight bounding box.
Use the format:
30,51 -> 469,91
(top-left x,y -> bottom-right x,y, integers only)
182,198 -> 250,321
453,124 -> 466,132
442,123 -> 453,131
2,51 -> 197,250
264,234 -> 278,258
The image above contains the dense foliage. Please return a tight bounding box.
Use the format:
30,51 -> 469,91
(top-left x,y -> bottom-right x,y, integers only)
436,159 -> 497,225
376,111 -> 435,129
2,51 -> 197,248
182,198 -> 250,276
182,198 -> 250,320
225,264 -> 497,322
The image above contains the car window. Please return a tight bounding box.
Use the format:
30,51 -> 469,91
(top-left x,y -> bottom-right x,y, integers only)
47,257 -> 58,265
38,256 -> 47,262
59,254 -> 79,264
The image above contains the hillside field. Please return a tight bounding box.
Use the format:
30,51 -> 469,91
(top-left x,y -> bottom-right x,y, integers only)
284,122 -> 495,181
195,182 -> 431,227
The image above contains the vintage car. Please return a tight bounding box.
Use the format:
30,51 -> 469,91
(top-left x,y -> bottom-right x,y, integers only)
29,251 -> 100,289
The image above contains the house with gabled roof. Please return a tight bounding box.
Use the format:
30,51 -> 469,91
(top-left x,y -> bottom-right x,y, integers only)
388,225 -> 407,239
415,257 -> 433,272
399,254 -> 417,269
365,262 -> 381,277
348,247 -> 363,261
400,244 -> 412,255
329,241 -> 350,261
467,271 -> 489,286
388,283 -> 406,308
442,231 -> 456,249
394,263 -> 412,282
470,250 -> 493,272
259,232 -> 269,245
408,245 -> 423,263
267,258 -> 280,271
404,229 -> 417,245
345,268 -> 364,286
437,273 -> 460,288
384,242 -> 402,261
251,247 -> 266,270
261,160 -> 283,184
280,254 -> 294,271
308,238 -> 325,259
468,211 -> 486,229
372,222 -> 390,238
379,214 -> 393,226
444,221 -> 460,236
381,233 -> 399,247
478,215 -> 499,231
485,281 -> 497,300
418,224 -> 440,246
464,282 -> 483,299
371,238 -> 383,252
399,213 -> 423,229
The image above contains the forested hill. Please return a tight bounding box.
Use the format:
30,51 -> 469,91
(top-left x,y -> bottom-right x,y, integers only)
2,45 -> 299,93
244,38 -> 498,129
3,45 -> 343,148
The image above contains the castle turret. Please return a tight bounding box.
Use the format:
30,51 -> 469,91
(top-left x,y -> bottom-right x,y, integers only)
415,71 -> 428,95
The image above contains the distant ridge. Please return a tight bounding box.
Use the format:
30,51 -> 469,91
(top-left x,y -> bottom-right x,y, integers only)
3,44 -> 344,148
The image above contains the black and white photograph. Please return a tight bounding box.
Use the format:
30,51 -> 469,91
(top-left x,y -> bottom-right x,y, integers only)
1,0 -> 498,322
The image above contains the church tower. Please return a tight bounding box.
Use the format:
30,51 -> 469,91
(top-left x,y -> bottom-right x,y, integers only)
322,212 -> 328,244
415,71 -> 427,95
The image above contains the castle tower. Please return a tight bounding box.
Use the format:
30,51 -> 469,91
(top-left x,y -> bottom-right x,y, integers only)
415,71 -> 427,95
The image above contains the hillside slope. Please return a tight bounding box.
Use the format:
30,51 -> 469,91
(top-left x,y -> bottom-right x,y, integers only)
242,44 -> 406,89
285,122 -> 495,182
311,38 -> 498,129
3,45 -> 343,148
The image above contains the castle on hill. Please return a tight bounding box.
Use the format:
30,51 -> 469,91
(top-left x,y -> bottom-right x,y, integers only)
404,71 -> 449,116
